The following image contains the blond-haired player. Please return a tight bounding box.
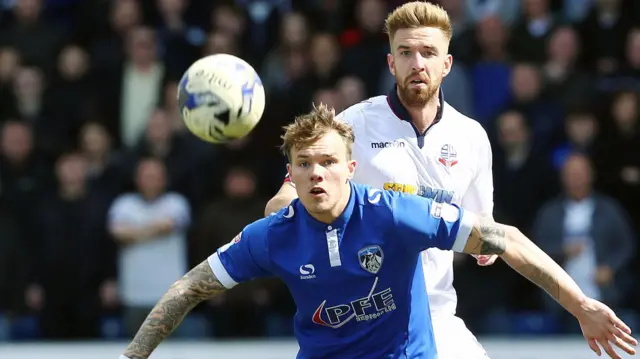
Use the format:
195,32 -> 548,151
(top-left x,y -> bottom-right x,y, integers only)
266,2 -> 493,358
118,105 -> 636,359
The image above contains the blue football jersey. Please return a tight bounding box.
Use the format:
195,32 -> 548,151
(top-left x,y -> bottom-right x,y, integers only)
208,182 -> 475,359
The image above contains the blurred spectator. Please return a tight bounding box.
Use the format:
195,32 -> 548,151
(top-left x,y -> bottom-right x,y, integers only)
440,0 -> 475,67
127,108 -> 203,207
579,0 -> 632,76
534,153 -> 636,328
552,108 -> 601,169
336,75 -> 366,111
470,15 -> 511,124
465,0 -> 521,26
261,12 -> 309,94
0,47 -> 20,113
202,30 -> 240,57
543,26 -> 594,110
507,63 -> 564,147
492,110 -> 558,234
0,0 -> 66,74
47,45 -> 94,135
11,66 -> 74,158
91,0 -> 143,72
98,26 -> 166,147
509,0 -> 559,64
339,0 -> 388,97
79,121 -> 127,197
0,121 -> 52,249
0,194 -> 26,315
28,152 -> 114,339
107,158 -> 190,337
595,91 -> 640,228
155,0 -> 203,76
290,32 -> 343,114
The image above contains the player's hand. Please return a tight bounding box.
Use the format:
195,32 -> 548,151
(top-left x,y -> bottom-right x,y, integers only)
575,297 -> 637,359
473,254 -> 498,266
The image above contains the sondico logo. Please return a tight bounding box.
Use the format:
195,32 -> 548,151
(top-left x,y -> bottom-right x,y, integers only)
312,277 -> 396,328
383,182 -> 454,204
299,264 -> 316,280
370,140 -> 405,149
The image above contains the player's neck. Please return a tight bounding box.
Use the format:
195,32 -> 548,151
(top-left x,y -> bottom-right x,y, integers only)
397,89 -> 440,133
311,183 -> 352,224
408,97 -> 440,134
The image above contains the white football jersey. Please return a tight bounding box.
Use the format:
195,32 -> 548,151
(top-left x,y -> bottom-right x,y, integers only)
337,89 -> 494,315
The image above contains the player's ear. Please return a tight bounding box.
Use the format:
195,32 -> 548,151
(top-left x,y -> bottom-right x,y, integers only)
442,54 -> 452,78
387,54 -> 395,76
286,163 -> 293,183
347,160 -> 357,180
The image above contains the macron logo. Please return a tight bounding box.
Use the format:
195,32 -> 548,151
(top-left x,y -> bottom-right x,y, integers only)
370,140 -> 405,149
299,264 -> 316,280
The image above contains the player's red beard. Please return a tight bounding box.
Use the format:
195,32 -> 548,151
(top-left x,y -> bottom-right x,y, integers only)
396,72 -> 440,107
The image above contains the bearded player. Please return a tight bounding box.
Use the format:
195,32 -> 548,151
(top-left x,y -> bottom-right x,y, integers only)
265,2 -> 497,358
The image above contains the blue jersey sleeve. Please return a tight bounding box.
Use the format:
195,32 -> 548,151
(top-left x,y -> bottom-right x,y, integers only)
207,217 -> 273,288
391,193 -> 476,254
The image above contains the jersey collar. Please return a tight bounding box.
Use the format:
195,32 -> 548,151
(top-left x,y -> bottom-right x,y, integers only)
386,85 -> 445,128
298,181 -> 356,230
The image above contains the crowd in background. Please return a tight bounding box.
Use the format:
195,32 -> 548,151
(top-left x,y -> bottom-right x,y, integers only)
0,0 -> 639,342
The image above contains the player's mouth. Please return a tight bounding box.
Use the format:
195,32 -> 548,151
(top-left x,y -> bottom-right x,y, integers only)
408,78 -> 427,88
310,187 -> 327,198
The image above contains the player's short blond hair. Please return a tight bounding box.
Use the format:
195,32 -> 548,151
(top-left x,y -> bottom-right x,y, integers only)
281,103 -> 355,161
384,1 -> 453,41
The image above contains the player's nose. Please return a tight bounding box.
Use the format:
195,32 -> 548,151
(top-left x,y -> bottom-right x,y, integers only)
309,164 -> 325,182
410,54 -> 426,72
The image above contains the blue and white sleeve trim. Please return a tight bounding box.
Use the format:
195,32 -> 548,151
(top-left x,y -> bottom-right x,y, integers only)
451,210 -> 477,253
207,253 -> 238,289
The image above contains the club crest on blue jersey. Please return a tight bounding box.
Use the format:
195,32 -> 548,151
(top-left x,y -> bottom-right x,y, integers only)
438,144 -> 458,167
358,245 -> 384,274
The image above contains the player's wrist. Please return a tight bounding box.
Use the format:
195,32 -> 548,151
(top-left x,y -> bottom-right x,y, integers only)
563,292 -> 589,318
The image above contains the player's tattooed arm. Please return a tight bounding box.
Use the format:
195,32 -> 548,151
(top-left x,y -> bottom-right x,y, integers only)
465,217 -> 507,255
122,260 -> 225,359
462,217 -> 585,314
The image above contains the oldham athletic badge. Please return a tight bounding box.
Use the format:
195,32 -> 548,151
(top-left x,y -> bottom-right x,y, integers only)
358,245 -> 384,274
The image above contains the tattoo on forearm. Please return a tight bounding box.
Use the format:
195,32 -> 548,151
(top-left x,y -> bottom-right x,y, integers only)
123,260 -> 225,359
517,263 -> 561,301
470,219 -> 507,255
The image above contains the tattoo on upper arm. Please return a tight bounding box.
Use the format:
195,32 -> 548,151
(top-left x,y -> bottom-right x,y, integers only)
470,218 -> 507,255
123,260 -> 225,359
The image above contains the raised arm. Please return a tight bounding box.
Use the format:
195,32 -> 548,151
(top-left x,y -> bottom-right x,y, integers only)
121,260 -> 224,359
264,178 -> 297,216
461,217 -> 637,359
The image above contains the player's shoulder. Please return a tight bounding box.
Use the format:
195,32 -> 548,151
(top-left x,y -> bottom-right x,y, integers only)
443,102 -> 489,140
336,95 -> 388,125
265,201 -> 300,227
351,182 -> 398,210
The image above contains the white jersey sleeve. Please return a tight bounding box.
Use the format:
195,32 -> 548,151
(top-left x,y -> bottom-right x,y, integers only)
460,123 -> 494,218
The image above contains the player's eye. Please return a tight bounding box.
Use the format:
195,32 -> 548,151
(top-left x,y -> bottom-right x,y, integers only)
299,162 -> 309,168
400,50 -> 411,56
324,159 -> 335,166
